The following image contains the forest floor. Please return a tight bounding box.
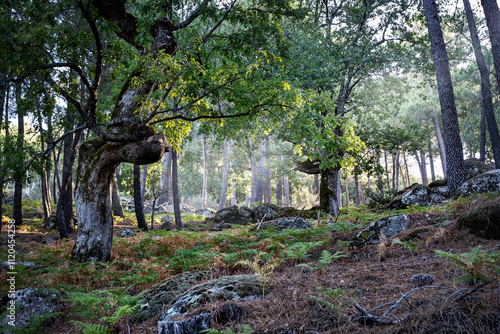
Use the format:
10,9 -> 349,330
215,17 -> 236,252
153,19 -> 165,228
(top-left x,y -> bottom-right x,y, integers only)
0,194 -> 499,334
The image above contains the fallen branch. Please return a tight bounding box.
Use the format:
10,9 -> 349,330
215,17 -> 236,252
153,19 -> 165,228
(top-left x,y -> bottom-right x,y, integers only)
353,300 -> 394,326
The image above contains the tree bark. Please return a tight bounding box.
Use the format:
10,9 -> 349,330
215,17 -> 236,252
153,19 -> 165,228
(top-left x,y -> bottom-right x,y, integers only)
319,167 -> 341,216
171,148 -> 183,230
394,151 -> 400,192
433,115 -> 447,177
134,164 -> 148,231
56,111 -> 83,239
403,151 -> 411,186
480,0 -> 500,93
37,111 -> 52,222
464,0 -> 500,168
480,103 -> 486,162
71,133 -> 166,262
426,120 -> 436,182
0,75 -> 5,232
376,151 -> 384,197
254,139 -> 266,205
283,176 -> 290,206
159,149 -> 172,205
344,176 -> 350,207
218,139 -> 230,210
112,164 -> 125,217
13,81 -> 24,227
423,0 -> 466,192
354,167 -> 360,207
201,134 -> 207,210
141,164 -> 148,203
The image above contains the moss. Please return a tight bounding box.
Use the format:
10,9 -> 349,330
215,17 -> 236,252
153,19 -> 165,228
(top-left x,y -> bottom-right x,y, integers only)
458,203 -> 500,239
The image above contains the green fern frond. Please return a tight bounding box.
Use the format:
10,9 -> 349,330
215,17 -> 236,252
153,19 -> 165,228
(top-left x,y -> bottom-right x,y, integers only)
71,321 -> 111,334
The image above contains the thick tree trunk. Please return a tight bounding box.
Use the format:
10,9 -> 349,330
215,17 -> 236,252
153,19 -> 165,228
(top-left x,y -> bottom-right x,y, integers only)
424,0 -> 466,192
319,167 -> 341,216
134,164 -> 148,231
480,104 -> 486,162
71,133 -> 166,262
464,0 -> 500,167
171,149 -> 183,230
13,82 -> 24,227
112,164 -> 124,218
433,115 -> 447,177
313,174 -> 320,195
480,0 -> 500,92
218,139 -> 230,210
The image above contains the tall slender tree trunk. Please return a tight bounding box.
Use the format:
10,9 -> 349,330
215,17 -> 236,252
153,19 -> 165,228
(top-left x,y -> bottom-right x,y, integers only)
354,167 -> 360,207
218,139 -> 230,210
52,145 -> 61,205
480,103 -> 486,162
38,115 -> 52,222
13,81 -> 24,227
134,164 -> 148,231
376,151 -> 384,197
416,150 -> 428,186
141,165 -> 148,203
480,0 -> 500,93
424,0 -> 466,192
254,139 -> 266,205
403,151 -> 411,186
344,177 -> 350,207
56,109 -> 83,239
159,149 -> 172,205
249,139 -> 257,204
171,149 -> 183,230
112,164 -> 124,218
283,176 -> 290,206
426,120 -> 436,182
384,151 -> 391,192
394,151 -> 400,191
201,134 -> 207,210
433,115 -> 447,177
465,0 -> 500,167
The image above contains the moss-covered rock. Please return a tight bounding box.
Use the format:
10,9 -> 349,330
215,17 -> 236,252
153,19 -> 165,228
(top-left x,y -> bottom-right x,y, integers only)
464,157 -> 494,180
456,170 -> 500,198
254,204 -> 279,221
457,203 -> 500,240
214,205 -> 257,226
251,217 -> 312,231
133,271 -> 208,322
275,207 -> 319,219
387,184 -> 446,210
158,275 -> 262,322
352,214 -> 410,246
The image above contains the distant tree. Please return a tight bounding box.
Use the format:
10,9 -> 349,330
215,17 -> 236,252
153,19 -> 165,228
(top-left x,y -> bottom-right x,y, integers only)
133,164 -> 148,231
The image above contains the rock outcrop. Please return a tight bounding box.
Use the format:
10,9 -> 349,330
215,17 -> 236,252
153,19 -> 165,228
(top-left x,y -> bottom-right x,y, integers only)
251,217 -> 312,231
456,170 -> 500,198
133,271 -> 208,322
353,214 -> 410,246
457,203 -> 500,240
464,157 -> 494,180
157,275 -> 262,334
212,205 -> 257,230
388,184 -> 446,210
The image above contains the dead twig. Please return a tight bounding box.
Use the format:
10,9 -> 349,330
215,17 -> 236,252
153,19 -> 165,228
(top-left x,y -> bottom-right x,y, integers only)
352,300 -> 394,326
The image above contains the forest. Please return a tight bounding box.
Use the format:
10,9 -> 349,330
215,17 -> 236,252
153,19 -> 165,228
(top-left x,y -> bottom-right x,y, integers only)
0,0 -> 500,333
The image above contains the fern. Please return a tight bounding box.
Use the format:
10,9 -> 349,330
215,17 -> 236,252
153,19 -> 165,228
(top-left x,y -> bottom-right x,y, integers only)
310,287 -> 355,316
101,304 -> 139,325
392,239 -> 420,254
237,251 -> 282,297
436,246 -> 500,284
286,241 -> 324,262
297,250 -> 347,272
72,321 -> 111,334
202,324 -> 254,334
